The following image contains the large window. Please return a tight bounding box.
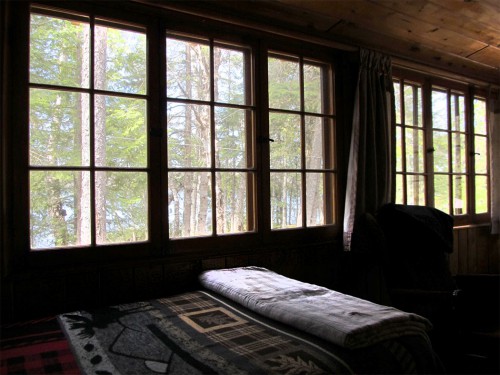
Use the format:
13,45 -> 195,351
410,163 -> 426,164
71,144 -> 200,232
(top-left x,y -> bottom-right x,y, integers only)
166,34 -> 255,238
268,53 -> 335,229
394,75 -> 490,224
21,4 -> 337,253
431,88 -> 468,215
394,81 -> 425,206
29,8 -> 148,249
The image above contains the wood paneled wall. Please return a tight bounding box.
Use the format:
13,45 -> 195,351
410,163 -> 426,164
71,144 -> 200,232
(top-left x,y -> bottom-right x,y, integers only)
451,225 -> 500,275
2,226 -> 497,323
0,242 -> 340,323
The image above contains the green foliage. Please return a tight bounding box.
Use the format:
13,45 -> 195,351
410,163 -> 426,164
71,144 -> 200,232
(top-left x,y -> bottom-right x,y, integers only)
30,12 -> 334,245
396,83 -> 489,214
29,12 -> 148,248
166,37 -> 252,238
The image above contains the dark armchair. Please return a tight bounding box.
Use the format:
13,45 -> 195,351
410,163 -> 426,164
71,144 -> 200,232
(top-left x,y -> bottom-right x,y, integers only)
375,203 -> 458,319
345,204 -> 460,368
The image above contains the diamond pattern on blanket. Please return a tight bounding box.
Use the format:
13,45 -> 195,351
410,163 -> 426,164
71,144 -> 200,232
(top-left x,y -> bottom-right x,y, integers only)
180,307 -> 246,333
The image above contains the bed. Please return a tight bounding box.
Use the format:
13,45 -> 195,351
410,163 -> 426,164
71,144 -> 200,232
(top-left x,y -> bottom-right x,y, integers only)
50,266 -> 444,374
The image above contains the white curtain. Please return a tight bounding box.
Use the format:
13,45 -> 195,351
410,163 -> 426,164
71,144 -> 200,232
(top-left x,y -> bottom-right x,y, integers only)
343,49 -> 393,250
490,95 -> 500,234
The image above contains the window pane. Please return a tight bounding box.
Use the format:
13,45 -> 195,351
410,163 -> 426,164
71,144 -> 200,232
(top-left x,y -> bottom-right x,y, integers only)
166,37 -> 210,101
168,172 -> 212,238
214,46 -> 246,105
474,136 -> 488,173
268,56 -> 300,111
271,172 -> 301,229
30,170 -> 91,248
269,113 -> 300,169
394,81 -> 401,124
453,174 -> 467,215
432,90 -> 448,130
94,25 -> 146,94
396,126 -> 403,172
95,172 -> 148,244
305,116 -> 324,169
95,171 -> 148,244
404,84 -> 416,125
434,174 -> 450,214
417,87 -> 423,126
451,94 -> 465,132
215,107 -> 250,168
30,14 -> 90,88
167,103 -> 211,168
405,128 -> 424,172
407,175 -> 426,206
30,89 -> 90,167
433,130 -> 449,172
216,172 -> 250,234
475,175 -> 488,213
395,174 -> 404,204
474,98 -> 487,135
95,95 -> 147,167
304,63 -> 322,113
306,172 -> 324,226
452,133 -> 466,173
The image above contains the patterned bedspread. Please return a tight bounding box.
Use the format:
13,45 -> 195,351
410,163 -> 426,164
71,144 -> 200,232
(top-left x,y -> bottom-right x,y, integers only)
59,290 -> 442,374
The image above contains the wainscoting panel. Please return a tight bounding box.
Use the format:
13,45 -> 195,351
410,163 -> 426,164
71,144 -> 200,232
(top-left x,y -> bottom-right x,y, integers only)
1,241 -> 340,323
452,225 -> 499,275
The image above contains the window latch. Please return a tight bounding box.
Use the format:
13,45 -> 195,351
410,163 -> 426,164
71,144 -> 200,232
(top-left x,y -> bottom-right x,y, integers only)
258,136 -> 275,143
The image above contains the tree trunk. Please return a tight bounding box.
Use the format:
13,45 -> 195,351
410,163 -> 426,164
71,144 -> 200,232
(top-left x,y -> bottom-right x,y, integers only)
182,46 -> 193,237
306,122 -> 323,225
77,25 -> 91,244
48,95 -> 69,245
197,172 -> 209,233
95,26 -> 108,243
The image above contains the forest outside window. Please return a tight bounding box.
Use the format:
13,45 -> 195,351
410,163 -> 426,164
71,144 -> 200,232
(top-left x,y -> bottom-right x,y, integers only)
394,76 -> 490,224
166,34 -> 255,239
268,53 -> 336,230
29,8 -> 148,249
23,3 -> 338,253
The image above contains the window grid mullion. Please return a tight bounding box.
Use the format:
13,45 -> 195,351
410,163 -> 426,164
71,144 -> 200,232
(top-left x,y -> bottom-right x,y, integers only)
445,89 -> 452,214
299,57 -> 307,228
468,91 -> 476,217
423,79 -> 434,207
89,15 -> 97,247
400,80 -> 408,204
209,38 -> 217,236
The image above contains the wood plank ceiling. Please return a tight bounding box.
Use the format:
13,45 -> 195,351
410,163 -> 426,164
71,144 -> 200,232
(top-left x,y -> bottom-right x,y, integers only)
147,0 -> 500,86
274,0 -> 500,85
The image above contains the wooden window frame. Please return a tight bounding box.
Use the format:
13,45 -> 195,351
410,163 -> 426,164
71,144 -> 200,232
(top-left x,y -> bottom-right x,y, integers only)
393,68 -> 491,226
394,79 -> 426,206
4,1 -> 340,268
165,32 -> 257,241
29,5 -> 151,251
266,51 -> 336,231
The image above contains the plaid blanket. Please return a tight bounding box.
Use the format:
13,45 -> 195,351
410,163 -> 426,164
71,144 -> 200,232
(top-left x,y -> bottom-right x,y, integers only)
199,267 -> 433,349
59,291 -> 355,374
0,317 -> 79,375
58,290 -> 441,374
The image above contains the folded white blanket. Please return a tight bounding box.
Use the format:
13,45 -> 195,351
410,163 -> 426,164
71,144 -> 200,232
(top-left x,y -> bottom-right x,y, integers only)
199,266 -> 432,349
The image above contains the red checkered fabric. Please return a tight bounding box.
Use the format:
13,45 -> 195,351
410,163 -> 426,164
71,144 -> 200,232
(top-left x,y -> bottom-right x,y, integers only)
1,317 -> 80,375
